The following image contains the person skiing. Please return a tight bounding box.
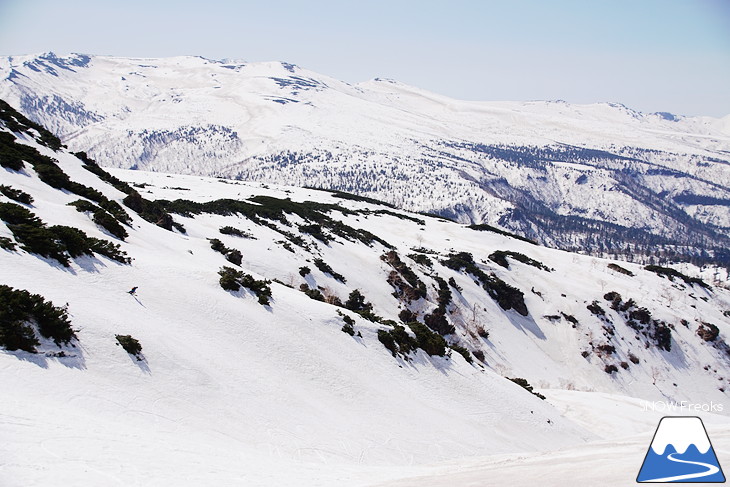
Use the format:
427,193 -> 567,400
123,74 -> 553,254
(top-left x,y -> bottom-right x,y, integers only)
128,286 -> 138,296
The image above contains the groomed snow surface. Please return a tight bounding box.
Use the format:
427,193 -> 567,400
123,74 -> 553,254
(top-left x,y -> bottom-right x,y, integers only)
1,132 -> 729,486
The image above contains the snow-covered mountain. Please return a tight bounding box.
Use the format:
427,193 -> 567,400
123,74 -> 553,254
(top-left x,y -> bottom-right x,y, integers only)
2,53 -> 730,267
1,99 -> 730,485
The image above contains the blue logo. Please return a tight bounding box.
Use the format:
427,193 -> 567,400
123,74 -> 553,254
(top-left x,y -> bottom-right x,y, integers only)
637,416 -> 725,483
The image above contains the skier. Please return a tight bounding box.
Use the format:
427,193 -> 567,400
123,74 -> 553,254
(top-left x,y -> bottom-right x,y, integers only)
127,286 -> 138,296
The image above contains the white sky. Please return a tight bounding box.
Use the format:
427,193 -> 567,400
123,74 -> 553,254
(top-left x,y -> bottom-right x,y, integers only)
1,0 -> 729,117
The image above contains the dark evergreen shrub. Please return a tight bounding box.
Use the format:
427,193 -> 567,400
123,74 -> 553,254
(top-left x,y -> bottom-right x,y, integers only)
604,291 -> 622,310
345,289 -> 372,312
0,185 -> 33,204
408,321 -> 447,356
340,314 -> 356,336
0,203 -> 130,265
209,238 -> 242,266
246,274 -> 272,305
508,377 -> 546,400
383,252 -> 428,303
473,349 -> 485,362
7,222 -> 70,265
487,276 -> 528,316
442,251 -> 527,315
378,329 -> 398,357
560,313 -> 578,325
629,308 -> 652,325
608,263 -> 634,276
0,236 -> 16,250
448,276 -> 462,292
299,223 -> 330,243
645,265 -> 709,289
314,258 -> 346,283
209,238 -> 227,253
49,225 -> 92,258
604,364 -> 619,374
226,249 -> 242,266
91,209 -> 128,240
299,284 -> 325,302
0,99 -> 63,150
299,266 -> 311,277
408,253 -> 433,268
654,324 -> 672,351
76,152 -> 136,194
123,191 -> 177,231
488,250 -> 552,271
378,324 -> 418,357
0,201 -> 40,225
587,301 -> 605,316
220,226 -> 253,238
467,224 -> 537,244
116,334 -> 142,357
697,322 -> 720,342
0,285 -> 75,352
218,267 -> 272,305
424,308 -> 455,335
86,238 -> 129,263
433,276 -> 452,308
69,199 -> 98,213
450,344 -> 473,363
620,361 -> 629,370
398,309 -> 417,323
628,353 -> 640,364
218,266 -> 243,291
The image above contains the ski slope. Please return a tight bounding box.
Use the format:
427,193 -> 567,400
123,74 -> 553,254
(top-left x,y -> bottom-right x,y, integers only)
1,109 -> 729,485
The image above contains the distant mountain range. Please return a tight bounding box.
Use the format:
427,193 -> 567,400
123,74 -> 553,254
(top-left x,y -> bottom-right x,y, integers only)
2,52 -> 730,265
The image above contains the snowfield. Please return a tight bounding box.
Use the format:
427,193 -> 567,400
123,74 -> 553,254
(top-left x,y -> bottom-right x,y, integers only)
1,104 -> 729,486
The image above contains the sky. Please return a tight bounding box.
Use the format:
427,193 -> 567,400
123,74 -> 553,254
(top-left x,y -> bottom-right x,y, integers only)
0,0 -> 729,117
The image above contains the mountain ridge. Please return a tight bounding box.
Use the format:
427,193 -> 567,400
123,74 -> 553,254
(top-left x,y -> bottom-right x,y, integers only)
2,52 -> 730,267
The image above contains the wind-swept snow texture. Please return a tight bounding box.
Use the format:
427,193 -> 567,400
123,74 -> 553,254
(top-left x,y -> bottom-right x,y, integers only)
1,100 -> 729,486
2,53 -> 730,265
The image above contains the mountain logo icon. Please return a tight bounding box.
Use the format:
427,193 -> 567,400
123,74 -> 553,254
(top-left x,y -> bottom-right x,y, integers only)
637,416 -> 725,483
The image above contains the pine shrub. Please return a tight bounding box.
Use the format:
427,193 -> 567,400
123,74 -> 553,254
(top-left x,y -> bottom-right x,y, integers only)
0,285 -> 75,352
508,377 -> 546,400
220,226 -> 253,238
645,265 -> 709,289
314,258 -> 346,283
408,321 -> 447,356
450,344 -> 473,363
0,185 -> 33,204
116,334 -> 142,358
218,266 -> 272,305
608,263 -> 634,276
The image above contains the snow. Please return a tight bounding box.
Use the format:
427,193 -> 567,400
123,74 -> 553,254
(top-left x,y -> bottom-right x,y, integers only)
650,417 -> 711,455
1,116 -> 730,485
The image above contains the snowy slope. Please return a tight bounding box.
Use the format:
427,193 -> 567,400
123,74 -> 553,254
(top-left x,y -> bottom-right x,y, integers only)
1,101 -> 730,486
1,53 -> 729,266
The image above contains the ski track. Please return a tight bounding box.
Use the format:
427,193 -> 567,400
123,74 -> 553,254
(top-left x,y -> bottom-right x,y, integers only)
642,452 -> 720,483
